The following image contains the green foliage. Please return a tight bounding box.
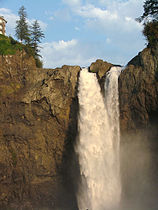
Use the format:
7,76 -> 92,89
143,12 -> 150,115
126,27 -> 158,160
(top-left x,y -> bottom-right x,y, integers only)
23,44 -> 35,57
0,34 -> 23,55
15,6 -> 45,66
15,6 -> 30,44
0,39 -> 16,55
0,35 -> 43,68
30,20 -> 45,57
143,20 -> 158,47
1,6 -> 45,68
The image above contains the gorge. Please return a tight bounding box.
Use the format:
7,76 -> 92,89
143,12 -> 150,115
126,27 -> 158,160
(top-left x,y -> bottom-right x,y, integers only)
0,44 -> 158,210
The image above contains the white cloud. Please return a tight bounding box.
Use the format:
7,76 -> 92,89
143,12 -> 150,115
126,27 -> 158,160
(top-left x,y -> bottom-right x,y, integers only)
53,39 -> 77,50
41,39 -> 97,68
77,4 -> 118,20
0,8 -> 11,13
62,0 -> 144,33
106,0 -> 144,18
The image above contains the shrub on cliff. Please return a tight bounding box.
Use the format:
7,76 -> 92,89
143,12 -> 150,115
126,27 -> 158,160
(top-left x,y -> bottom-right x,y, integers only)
143,20 -> 158,47
0,34 -> 23,55
136,0 -> 158,47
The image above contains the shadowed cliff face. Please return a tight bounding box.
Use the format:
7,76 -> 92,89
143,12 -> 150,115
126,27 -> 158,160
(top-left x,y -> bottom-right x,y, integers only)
0,52 -> 81,209
119,46 -> 158,133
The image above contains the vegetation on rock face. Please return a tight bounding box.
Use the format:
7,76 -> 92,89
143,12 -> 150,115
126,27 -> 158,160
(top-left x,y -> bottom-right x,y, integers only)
143,21 -> 158,47
136,0 -> 158,47
0,35 -> 23,55
0,34 -> 35,58
0,6 -> 44,68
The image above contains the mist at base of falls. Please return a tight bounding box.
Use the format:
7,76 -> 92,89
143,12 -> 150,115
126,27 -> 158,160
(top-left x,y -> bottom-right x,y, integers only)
120,134 -> 154,210
73,67 -> 158,210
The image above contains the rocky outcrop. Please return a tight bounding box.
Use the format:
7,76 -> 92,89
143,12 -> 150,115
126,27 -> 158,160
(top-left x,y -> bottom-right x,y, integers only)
89,59 -> 118,95
89,59 -> 113,79
0,51 -> 80,209
119,46 -> 158,135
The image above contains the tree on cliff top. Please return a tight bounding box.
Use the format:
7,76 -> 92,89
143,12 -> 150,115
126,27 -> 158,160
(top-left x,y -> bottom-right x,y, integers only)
15,6 -> 30,44
30,20 -> 45,58
136,0 -> 158,47
15,6 -> 45,67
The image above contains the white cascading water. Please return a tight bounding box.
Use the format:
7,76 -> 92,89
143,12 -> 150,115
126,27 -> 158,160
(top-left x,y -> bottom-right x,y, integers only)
76,66 -> 122,210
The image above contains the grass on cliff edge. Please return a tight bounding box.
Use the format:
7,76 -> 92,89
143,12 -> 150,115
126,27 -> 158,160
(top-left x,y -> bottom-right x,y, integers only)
0,34 -> 43,68
0,34 -> 24,55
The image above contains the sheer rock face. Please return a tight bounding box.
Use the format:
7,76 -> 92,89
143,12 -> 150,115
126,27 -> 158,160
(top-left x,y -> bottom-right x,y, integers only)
119,46 -> 158,134
0,52 -> 80,209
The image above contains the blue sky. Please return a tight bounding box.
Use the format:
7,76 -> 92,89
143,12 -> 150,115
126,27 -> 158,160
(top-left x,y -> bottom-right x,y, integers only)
0,0 -> 145,68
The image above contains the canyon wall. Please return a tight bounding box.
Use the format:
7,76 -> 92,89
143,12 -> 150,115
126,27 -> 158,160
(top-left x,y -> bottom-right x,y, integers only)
0,51 -> 80,209
119,46 -> 158,134
0,45 -> 158,209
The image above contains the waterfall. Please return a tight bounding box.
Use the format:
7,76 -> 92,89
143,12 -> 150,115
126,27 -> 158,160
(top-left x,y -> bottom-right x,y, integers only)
76,67 -> 122,210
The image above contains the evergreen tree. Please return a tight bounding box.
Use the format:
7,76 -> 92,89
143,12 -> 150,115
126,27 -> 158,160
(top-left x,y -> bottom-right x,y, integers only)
136,0 -> 158,23
30,20 -> 45,57
15,6 -> 30,44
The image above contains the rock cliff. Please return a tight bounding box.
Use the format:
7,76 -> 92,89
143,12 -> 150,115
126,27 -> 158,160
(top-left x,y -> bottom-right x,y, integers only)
119,46 -> 158,208
0,51 -> 80,209
0,44 -> 158,209
119,46 -> 158,135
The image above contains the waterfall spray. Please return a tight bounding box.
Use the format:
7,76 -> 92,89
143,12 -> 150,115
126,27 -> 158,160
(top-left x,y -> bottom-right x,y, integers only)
76,67 -> 122,210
